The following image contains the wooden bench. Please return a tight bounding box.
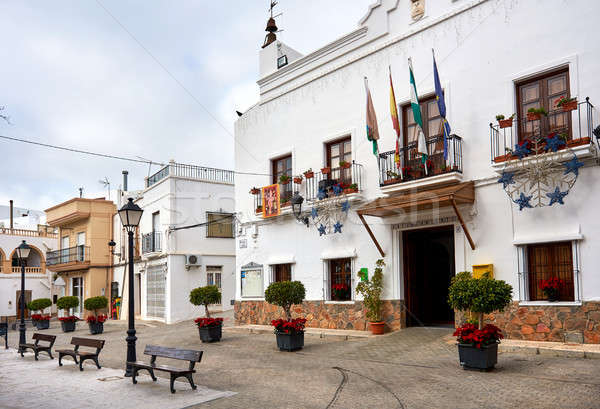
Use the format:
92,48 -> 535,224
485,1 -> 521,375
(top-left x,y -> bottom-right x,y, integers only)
0,322 -> 7,349
56,337 -> 105,371
19,333 -> 56,360
128,345 -> 203,393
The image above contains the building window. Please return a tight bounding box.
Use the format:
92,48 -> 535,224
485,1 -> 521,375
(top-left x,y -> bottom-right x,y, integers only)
272,154 -> 292,204
516,67 -> 570,141
207,266 -> 222,289
326,137 -> 352,186
272,264 -> 292,282
241,268 -> 263,298
526,241 -> 575,302
329,258 -> 352,301
401,95 -> 445,170
206,212 -> 234,238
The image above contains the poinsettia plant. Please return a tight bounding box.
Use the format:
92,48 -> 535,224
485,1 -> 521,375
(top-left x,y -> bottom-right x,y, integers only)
194,317 -> 223,328
86,314 -> 107,324
540,277 -> 564,300
331,283 -> 350,301
271,318 -> 307,334
453,323 -> 504,349
31,314 -> 51,321
58,316 -> 79,322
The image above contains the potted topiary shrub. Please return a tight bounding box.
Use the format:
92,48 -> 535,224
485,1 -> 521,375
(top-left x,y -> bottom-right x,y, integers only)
29,298 -> 52,329
356,259 -> 385,334
264,281 -> 306,351
57,296 -> 80,332
84,296 -> 108,334
190,285 -> 223,342
448,272 -> 512,371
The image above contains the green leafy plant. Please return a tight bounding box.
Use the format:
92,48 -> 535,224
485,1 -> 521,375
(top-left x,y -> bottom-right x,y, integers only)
190,285 -> 221,318
349,183 -> 358,190
448,272 -> 512,329
56,296 -> 79,315
279,174 -> 291,184
527,107 -> 548,116
264,281 -> 306,321
84,296 -> 108,317
556,96 -> 576,107
355,259 -> 385,322
386,170 -> 399,178
496,113 -> 515,121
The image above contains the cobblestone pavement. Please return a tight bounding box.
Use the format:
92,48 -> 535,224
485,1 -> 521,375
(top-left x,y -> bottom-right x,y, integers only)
3,314 -> 600,409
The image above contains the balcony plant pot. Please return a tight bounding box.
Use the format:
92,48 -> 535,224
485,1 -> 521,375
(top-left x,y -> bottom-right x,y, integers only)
293,177 -> 303,184
88,322 -> 104,335
37,319 -> 50,330
383,178 -> 400,185
561,100 -> 577,112
457,342 -> 498,371
527,112 -> 541,121
281,201 -> 291,207
198,325 -> 222,343
369,321 -> 385,335
321,167 -> 331,175
343,188 -> 358,194
275,331 -> 304,351
255,207 -> 263,214
567,137 -> 591,148
304,171 -> 314,179
340,162 -> 351,169
61,321 -> 77,333
280,180 -> 291,185
498,118 -> 513,129
250,188 -> 260,195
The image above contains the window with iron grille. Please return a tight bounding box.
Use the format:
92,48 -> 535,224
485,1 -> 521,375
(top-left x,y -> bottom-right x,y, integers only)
328,258 -> 352,301
206,212 -> 234,238
272,264 -> 292,282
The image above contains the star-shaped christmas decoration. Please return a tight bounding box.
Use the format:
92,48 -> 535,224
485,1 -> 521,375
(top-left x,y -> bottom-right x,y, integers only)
513,142 -> 530,159
514,192 -> 533,211
311,207 -> 318,219
333,221 -> 343,233
546,187 -> 568,206
545,134 -> 566,152
317,188 -> 327,200
318,224 -> 326,236
341,200 -> 350,213
563,156 -> 584,177
332,184 -> 343,196
497,171 -> 515,188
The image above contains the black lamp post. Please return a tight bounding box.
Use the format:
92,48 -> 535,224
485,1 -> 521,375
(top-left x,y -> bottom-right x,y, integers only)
15,240 -> 31,352
291,191 -> 309,227
118,198 -> 143,377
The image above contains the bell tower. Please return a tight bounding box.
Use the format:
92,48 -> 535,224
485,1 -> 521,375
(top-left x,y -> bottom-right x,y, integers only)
262,1 -> 279,48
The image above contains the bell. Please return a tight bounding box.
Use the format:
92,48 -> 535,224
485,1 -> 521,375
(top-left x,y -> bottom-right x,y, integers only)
265,17 -> 277,33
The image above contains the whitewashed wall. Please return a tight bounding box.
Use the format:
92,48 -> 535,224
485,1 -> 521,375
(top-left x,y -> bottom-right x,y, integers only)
235,0 -> 600,303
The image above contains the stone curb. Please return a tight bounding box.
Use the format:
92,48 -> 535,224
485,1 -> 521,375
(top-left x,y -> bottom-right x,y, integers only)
224,325 -> 380,339
499,343 -> 600,359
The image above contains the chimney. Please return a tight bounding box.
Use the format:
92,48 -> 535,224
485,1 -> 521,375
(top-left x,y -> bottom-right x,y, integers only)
9,200 -> 13,230
122,170 -> 129,192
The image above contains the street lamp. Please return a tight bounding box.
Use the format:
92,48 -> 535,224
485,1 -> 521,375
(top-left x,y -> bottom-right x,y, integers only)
291,191 -> 309,227
117,198 -> 143,377
15,240 -> 31,352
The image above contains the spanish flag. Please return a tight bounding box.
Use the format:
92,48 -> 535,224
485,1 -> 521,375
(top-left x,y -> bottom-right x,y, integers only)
389,66 -> 401,172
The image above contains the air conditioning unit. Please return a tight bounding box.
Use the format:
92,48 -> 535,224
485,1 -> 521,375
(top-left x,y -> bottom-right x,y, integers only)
185,254 -> 202,269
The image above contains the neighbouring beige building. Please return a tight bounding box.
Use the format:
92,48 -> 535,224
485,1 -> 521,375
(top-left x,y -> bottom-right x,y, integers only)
45,198 -> 116,317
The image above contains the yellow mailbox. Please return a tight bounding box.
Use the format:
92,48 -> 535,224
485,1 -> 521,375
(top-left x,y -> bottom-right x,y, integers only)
472,264 -> 493,279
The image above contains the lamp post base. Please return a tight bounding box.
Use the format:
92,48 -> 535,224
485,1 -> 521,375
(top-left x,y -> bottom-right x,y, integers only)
124,328 -> 137,377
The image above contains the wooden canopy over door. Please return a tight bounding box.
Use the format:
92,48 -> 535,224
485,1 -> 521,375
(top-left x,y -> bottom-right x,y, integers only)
357,181 -> 476,257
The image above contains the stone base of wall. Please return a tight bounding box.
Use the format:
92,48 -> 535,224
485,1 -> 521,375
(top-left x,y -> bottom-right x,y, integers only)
235,300 -> 406,332
456,301 -> 600,344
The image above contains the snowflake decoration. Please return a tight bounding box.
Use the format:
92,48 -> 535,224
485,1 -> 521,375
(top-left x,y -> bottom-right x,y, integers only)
500,137 -> 581,210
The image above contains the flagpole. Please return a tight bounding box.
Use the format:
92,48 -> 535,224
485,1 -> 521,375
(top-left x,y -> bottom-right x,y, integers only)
389,65 -> 403,180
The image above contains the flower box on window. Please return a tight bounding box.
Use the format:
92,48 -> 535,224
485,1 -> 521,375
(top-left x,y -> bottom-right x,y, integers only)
321,167 -> 331,175
556,96 -> 577,112
293,176 -> 303,184
339,160 -> 351,169
250,187 -> 260,195
304,169 -> 314,179
566,137 -> 591,148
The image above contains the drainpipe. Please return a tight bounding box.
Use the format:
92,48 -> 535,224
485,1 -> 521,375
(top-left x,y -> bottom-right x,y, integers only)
9,200 -> 13,231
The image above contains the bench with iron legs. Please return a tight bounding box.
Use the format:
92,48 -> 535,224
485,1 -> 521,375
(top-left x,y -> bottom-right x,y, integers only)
128,345 -> 203,393
19,333 -> 56,360
56,337 -> 105,371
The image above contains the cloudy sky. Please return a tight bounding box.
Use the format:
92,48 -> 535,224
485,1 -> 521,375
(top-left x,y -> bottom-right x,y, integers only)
0,0 -> 373,211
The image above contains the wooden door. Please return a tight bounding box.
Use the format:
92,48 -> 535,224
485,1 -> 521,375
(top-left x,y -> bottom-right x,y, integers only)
16,290 -> 32,319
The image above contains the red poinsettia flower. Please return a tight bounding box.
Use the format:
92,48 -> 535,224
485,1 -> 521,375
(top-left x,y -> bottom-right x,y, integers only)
58,316 -> 79,322
271,318 -> 307,334
453,323 -> 503,349
540,277 -> 564,291
194,317 -> 224,328
86,314 -> 107,323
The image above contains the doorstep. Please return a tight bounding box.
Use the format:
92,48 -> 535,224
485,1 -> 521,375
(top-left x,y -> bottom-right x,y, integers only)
498,339 -> 600,359
225,324 -> 377,339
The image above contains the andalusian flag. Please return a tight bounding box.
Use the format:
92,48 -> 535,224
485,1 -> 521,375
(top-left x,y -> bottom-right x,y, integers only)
433,49 -> 451,161
408,58 -> 428,174
364,77 -> 380,157
389,66 -> 402,176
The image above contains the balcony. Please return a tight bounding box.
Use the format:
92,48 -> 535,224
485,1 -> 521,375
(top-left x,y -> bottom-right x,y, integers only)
490,98 -> 598,170
46,245 -> 90,272
0,226 -> 57,238
251,162 -> 364,215
146,162 -> 234,188
142,232 -> 161,254
11,267 -> 43,274
379,135 -> 463,191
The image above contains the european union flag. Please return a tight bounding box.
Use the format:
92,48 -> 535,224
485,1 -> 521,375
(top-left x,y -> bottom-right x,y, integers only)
433,49 -> 451,160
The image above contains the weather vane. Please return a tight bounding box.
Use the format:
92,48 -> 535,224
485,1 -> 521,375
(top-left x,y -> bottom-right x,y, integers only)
269,1 -> 278,17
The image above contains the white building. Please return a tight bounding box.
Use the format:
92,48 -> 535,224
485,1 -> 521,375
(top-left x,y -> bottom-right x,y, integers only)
234,0 -> 600,343
113,162 -> 236,324
0,205 -> 58,321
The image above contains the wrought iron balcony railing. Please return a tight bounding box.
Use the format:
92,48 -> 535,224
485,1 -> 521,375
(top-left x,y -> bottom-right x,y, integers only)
146,162 -> 234,188
490,97 -> 597,163
379,134 -> 463,186
142,232 -> 161,254
47,245 -> 90,266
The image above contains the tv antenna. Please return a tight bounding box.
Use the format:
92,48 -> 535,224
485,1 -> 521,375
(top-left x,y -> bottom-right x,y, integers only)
78,187 -> 84,198
99,177 -> 111,200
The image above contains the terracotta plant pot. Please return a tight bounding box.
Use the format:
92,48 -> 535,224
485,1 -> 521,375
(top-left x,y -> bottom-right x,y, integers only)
369,321 -> 385,335
304,171 -> 314,179
321,167 -> 331,175
293,177 -> 303,184
527,112 -> 541,121
280,180 -> 291,185
383,178 -> 400,185
250,188 -> 260,195
561,100 -> 577,112
339,162 -> 351,169
255,207 -> 263,214
343,188 -> 358,194
498,118 -> 513,129
281,201 -> 290,207
567,137 -> 591,147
